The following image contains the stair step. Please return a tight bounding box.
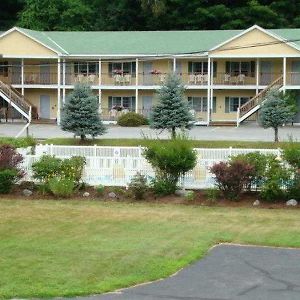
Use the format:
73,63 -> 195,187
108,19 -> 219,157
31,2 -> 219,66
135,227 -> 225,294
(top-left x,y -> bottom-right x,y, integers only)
210,121 -> 236,126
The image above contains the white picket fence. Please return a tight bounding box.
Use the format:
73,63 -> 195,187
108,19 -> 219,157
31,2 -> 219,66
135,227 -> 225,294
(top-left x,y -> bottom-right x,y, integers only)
20,145 -> 281,189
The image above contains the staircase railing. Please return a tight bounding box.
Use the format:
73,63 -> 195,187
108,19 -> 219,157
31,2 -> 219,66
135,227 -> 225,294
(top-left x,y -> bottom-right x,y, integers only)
239,75 -> 283,118
0,80 -> 32,119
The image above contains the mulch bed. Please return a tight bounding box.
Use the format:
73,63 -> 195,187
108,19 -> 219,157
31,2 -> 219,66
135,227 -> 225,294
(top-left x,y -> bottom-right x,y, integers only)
0,183 -> 297,210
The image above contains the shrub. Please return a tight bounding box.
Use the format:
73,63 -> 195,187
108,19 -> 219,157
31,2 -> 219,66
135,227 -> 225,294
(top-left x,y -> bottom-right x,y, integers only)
144,136 -> 197,195
32,155 -> 86,185
48,177 -> 75,198
231,152 -> 273,190
151,178 -> 176,196
204,188 -> 220,203
0,169 -> 18,194
210,160 -> 255,200
96,184 -> 105,196
128,172 -> 148,200
184,190 -> 195,201
0,145 -> 24,194
32,155 -> 61,183
117,112 -> 148,127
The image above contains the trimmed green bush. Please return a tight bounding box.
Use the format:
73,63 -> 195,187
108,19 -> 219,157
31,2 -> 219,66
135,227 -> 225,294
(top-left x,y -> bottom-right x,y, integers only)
0,137 -> 36,148
48,177 -> 75,198
0,169 -> 18,194
117,112 -> 148,127
144,136 -> 197,195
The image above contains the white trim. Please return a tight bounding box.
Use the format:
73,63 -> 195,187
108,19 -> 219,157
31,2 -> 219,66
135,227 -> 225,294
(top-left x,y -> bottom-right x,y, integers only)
57,58 -> 61,124
210,25 -> 300,53
62,58 -> 66,104
21,58 -> 24,95
0,27 -> 61,55
256,58 -> 259,94
41,32 -> 68,54
1,55 -> 58,59
210,54 -> 300,58
283,57 -> 287,87
207,57 -> 211,125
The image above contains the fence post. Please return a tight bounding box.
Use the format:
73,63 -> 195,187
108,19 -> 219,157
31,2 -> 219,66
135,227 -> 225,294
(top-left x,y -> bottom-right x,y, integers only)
229,146 -> 232,157
94,144 -> 97,157
50,144 -> 53,156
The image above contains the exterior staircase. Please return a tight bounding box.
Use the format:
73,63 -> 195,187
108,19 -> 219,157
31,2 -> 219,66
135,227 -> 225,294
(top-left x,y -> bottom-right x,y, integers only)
0,80 -> 38,136
237,75 -> 284,126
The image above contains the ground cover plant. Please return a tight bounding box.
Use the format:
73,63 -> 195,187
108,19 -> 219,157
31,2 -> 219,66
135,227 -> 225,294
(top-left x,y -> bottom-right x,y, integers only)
117,112 -> 148,127
0,200 -> 300,299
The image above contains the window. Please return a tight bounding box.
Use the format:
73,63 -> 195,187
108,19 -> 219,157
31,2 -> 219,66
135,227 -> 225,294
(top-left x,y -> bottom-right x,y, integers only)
225,61 -> 255,77
0,61 -> 8,77
108,96 -> 136,111
188,61 -> 217,77
225,96 -> 250,113
74,62 -> 98,75
188,96 -> 208,112
108,62 -> 136,76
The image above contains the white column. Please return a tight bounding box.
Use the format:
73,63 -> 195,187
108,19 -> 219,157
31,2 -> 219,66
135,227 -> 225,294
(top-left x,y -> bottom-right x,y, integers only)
207,57 -> 211,125
62,59 -> 66,104
98,59 -> 102,109
135,58 -> 139,113
256,58 -> 260,94
57,58 -> 61,124
283,57 -> 286,91
173,57 -> 176,73
21,58 -> 24,96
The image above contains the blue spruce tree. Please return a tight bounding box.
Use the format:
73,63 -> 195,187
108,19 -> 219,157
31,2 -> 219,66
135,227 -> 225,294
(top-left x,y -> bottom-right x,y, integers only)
61,84 -> 106,140
151,74 -> 194,138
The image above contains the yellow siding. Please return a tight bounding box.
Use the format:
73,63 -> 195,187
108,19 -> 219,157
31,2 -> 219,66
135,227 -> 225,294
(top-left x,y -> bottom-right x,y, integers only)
212,90 -> 255,121
0,30 -> 57,57
212,28 -> 300,56
24,89 -> 58,119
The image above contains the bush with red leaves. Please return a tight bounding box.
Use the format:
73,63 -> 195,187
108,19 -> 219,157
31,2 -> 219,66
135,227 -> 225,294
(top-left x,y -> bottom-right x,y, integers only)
209,160 -> 255,200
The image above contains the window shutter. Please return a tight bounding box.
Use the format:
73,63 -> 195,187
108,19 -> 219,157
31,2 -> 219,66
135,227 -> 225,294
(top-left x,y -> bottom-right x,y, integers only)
108,63 -> 113,74
213,97 -> 217,113
213,62 -> 217,77
225,62 -> 230,74
108,96 -> 112,110
188,62 -> 192,73
250,61 -> 255,76
225,97 -> 230,113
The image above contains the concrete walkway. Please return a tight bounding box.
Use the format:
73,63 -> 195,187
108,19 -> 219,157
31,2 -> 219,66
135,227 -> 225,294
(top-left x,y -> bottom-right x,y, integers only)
1,123 -> 300,141
76,244 -> 300,300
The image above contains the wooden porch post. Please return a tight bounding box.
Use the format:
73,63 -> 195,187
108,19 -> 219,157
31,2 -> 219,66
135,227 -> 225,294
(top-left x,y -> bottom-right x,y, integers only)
256,58 -> 259,95
207,56 -> 211,125
135,58 -> 139,113
21,58 -> 24,96
62,58 -> 66,104
57,58 -> 61,124
283,57 -> 286,93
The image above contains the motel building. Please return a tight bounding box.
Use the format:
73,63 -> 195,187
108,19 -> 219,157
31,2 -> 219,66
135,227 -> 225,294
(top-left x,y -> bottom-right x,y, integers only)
1,25 -> 300,130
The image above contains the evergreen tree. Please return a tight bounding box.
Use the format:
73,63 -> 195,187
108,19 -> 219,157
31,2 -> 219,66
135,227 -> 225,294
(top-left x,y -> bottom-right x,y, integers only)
61,84 -> 106,140
150,74 -> 194,139
259,88 -> 296,142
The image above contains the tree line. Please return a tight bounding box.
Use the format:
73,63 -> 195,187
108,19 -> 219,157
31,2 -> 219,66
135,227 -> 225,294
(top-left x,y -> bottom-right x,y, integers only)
1,0 -> 300,31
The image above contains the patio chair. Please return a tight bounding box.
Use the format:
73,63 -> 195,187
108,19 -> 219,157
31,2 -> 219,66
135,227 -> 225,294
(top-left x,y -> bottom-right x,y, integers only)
159,74 -> 166,84
189,74 -> 196,84
203,74 -> 208,84
88,74 -> 96,84
236,74 -> 245,85
223,73 -> 231,84
124,74 -> 131,84
196,74 -> 203,84
114,74 -> 122,85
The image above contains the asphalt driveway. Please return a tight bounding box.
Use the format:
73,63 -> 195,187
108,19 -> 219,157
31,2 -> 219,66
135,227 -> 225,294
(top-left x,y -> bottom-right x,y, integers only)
75,244 -> 300,300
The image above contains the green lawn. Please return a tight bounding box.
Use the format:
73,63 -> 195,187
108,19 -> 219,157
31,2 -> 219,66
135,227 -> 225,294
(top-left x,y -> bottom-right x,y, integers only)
1,200 -> 300,299
42,138 -> 298,148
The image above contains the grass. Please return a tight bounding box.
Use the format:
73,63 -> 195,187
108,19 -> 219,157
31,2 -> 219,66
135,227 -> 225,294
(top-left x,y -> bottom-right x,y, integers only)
1,200 -> 300,298
42,137 -> 300,148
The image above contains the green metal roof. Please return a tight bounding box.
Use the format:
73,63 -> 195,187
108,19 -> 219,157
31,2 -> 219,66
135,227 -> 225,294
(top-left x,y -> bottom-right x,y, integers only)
11,27 -> 300,56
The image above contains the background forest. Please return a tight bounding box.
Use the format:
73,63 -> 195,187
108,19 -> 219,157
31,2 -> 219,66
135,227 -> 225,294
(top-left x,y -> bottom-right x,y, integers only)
1,0 -> 300,31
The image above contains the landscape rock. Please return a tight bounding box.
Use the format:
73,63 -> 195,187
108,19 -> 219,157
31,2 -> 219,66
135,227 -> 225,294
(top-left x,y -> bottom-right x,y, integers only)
83,192 -> 90,197
22,189 -> 33,197
108,192 -> 117,198
175,189 -> 190,197
253,200 -> 260,206
286,199 -> 298,206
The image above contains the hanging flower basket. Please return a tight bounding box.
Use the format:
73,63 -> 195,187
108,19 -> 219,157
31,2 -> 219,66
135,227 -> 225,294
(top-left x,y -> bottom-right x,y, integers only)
150,69 -> 161,75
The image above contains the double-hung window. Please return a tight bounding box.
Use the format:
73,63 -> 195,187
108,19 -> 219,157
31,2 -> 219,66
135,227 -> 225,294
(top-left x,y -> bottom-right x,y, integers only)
188,96 -> 207,112
225,61 -> 255,77
188,61 -> 217,76
74,62 -> 98,75
108,96 -> 136,111
225,96 -> 249,113
108,62 -> 136,76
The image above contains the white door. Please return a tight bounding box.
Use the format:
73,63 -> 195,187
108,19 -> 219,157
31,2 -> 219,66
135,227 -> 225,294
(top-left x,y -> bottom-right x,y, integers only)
291,61 -> 300,85
260,61 -> 273,85
142,96 -> 153,118
143,62 -> 153,85
40,95 -> 51,119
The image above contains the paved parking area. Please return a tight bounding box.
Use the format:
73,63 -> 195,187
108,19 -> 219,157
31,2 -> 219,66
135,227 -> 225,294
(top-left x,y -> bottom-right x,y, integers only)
75,244 -> 300,300
1,123 -> 300,141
